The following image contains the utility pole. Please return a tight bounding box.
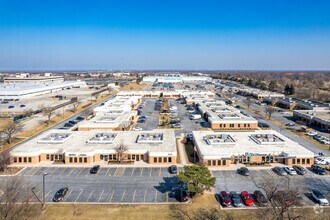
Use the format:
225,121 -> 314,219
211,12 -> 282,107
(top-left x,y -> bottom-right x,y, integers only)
43,173 -> 48,208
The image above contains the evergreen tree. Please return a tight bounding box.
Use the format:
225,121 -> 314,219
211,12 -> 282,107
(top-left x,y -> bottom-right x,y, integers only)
177,165 -> 216,195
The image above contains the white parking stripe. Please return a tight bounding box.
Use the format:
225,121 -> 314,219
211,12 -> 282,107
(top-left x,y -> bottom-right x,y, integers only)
59,168 -> 67,175
86,190 -> 94,202
143,190 -> 147,202
74,189 -> 83,202
121,190 -> 126,202
132,190 -> 136,202
109,190 -> 115,202
98,190 -> 104,203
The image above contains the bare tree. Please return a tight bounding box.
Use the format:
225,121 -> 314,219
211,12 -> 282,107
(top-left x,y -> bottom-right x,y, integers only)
0,121 -> 23,144
251,175 -> 303,220
265,106 -> 276,120
0,150 -> 11,172
81,109 -> 92,120
39,105 -> 56,125
71,100 -> 81,113
92,93 -> 100,101
115,140 -> 128,163
243,98 -> 253,109
0,176 -> 41,220
23,109 -> 34,117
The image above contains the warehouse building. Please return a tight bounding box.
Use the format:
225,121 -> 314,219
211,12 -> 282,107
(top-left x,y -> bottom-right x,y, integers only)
11,129 -> 177,165
196,100 -> 258,130
192,130 -> 315,167
143,76 -> 212,83
4,73 -> 64,84
0,81 -> 86,99
277,98 -> 329,110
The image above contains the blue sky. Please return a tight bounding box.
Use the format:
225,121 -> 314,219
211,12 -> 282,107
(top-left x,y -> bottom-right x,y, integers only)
0,0 -> 330,70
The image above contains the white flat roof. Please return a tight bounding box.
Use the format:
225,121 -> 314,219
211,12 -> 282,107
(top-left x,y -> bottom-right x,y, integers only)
11,129 -> 177,157
192,130 -> 314,160
196,100 -> 258,124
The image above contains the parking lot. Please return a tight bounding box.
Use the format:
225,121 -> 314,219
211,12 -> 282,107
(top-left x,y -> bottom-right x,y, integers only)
7,166 -> 185,204
213,169 -> 330,208
137,99 -> 160,131
20,166 -> 184,177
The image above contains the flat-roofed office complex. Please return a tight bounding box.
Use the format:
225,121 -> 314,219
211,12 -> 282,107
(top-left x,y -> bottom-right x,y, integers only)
4,73 -> 64,84
293,109 -> 330,132
11,129 -> 177,165
196,100 -> 258,130
192,130 -> 315,167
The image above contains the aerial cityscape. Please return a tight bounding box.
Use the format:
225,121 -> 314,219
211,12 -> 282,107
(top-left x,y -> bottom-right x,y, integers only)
0,1 -> 330,220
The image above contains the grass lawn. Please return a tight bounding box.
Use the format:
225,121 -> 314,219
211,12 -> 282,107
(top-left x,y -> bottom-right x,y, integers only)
120,82 -> 146,91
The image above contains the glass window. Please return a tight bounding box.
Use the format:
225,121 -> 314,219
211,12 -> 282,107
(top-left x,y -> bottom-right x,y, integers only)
222,160 -> 226,166
297,159 -> 300,164
248,124 -> 250,127
109,154 -> 112,160
217,160 -> 221,165
212,160 -> 216,166
220,124 -> 222,128
238,124 -> 240,128
169,157 -> 172,163
223,124 -> 226,128
84,157 -> 87,163
74,157 -> 77,163
113,154 -> 117,160
159,157 -> 162,163
154,157 -> 157,163
132,155 -> 136,160
307,159 -> 310,164
208,160 -> 211,166
244,124 -> 247,128
28,157 -> 32,163
69,158 -> 73,163
164,157 -> 167,163
292,159 -> 296,164
46,154 -> 50,160
302,159 -> 305,164
18,157 -> 22,163
141,155 -> 144,160
24,157 -> 27,163
14,157 -> 17,163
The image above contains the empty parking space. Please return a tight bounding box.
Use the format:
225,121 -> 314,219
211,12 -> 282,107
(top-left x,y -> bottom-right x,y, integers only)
51,167 -> 66,176
122,188 -> 135,203
123,168 -> 134,176
106,168 -> 117,176
132,167 -> 143,176
76,188 -> 93,202
145,189 -> 157,203
142,167 -> 151,176
70,167 -> 84,176
87,190 -> 104,202
98,190 -> 113,203
133,189 -> 146,203
151,167 -> 161,176
65,189 -> 83,202
97,168 -> 109,176
77,168 -> 90,176
111,188 -> 126,203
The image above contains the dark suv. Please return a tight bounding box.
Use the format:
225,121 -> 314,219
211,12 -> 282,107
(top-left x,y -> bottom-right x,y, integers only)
90,165 -> 100,174
254,190 -> 268,206
53,187 -> 68,202
292,165 -> 307,175
311,165 -> 326,175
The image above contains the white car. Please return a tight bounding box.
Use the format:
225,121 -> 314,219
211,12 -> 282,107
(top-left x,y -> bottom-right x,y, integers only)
133,127 -> 143,131
284,166 -> 297,175
306,131 -> 318,136
311,190 -> 329,206
281,111 -> 290,114
315,158 -> 328,165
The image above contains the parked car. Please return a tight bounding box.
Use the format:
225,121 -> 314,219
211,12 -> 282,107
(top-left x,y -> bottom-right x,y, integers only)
285,122 -> 295,127
292,165 -> 307,175
76,116 -> 85,121
133,127 -> 143,131
306,131 -> 318,136
63,123 -> 74,127
284,166 -> 297,175
311,190 -> 329,206
177,190 -> 189,203
53,187 -> 68,202
8,106 -> 14,109
189,114 -> 201,120
20,104 -> 26,108
219,191 -> 231,207
311,165 -> 326,175
68,120 -> 77,125
169,165 -> 177,174
241,191 -> 254,206
90,165 -> 100,174
230,191 -> 243,207
237,167 -> 250,176
137,118 -> 146,123
315,157 -> 328,165
273,167 -> 287,176
254,191 -> 268,206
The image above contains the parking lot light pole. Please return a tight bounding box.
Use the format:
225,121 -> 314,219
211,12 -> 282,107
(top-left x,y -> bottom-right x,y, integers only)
43,173 -> 48,209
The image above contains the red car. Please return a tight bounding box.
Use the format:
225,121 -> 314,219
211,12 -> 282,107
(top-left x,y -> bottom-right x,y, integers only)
219,191 -> 231,207
241,191 -> 254,206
